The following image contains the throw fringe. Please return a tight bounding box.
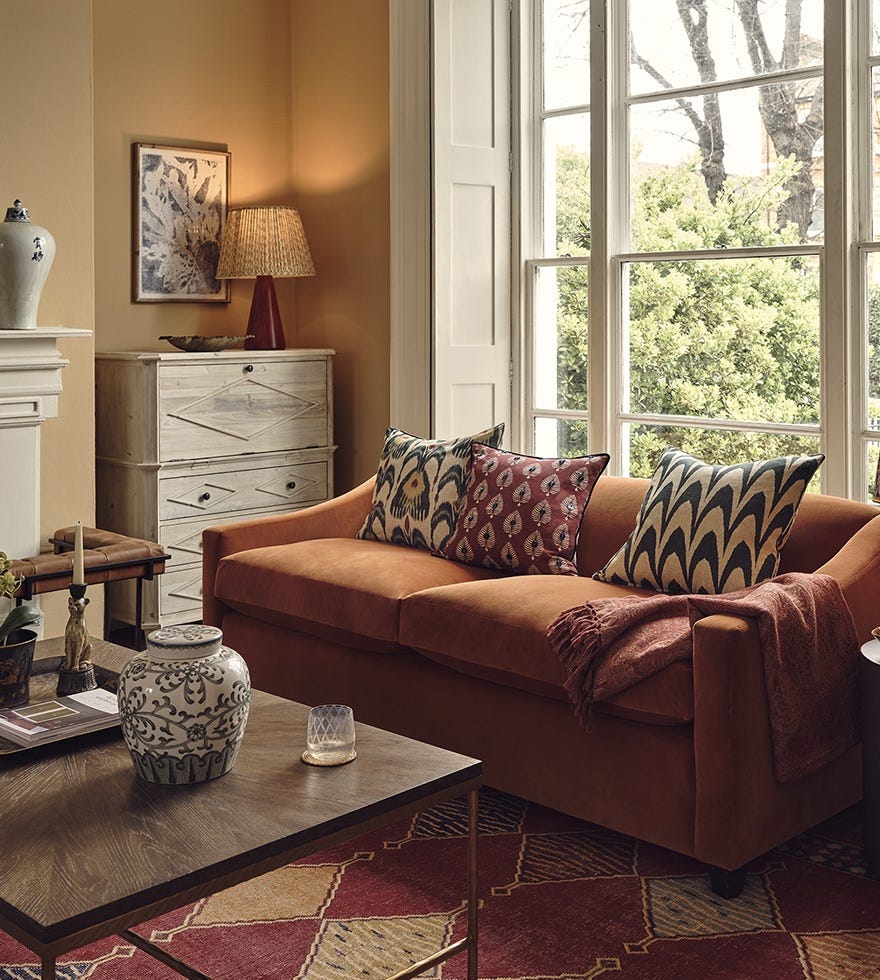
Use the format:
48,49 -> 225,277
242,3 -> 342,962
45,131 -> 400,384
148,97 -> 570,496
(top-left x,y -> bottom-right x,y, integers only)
547,602 -> 602,729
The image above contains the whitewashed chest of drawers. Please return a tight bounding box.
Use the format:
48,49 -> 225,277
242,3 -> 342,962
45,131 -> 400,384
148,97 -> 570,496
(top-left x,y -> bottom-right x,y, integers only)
95,349 -> 334,628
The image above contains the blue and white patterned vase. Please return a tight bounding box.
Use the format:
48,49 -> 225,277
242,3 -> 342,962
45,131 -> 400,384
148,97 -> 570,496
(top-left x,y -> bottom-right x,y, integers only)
117,625 -> 251,784
0,199 -> 56,330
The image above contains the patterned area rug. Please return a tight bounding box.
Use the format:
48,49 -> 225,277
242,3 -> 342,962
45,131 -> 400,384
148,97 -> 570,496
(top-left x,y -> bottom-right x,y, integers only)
2,789 -> 879,979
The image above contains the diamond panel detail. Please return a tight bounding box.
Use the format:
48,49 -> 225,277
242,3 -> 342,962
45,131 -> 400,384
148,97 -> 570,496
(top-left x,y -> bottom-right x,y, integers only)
169,575 -> 203,603
256,472 -> 318,500
169,379 -> 318,442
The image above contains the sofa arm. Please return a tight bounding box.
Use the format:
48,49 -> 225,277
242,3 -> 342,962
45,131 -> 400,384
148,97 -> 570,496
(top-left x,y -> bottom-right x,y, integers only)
692,612 -> 770,869
692,588 -> 865,870
202,477 -> 375,627
814,513 -> 880,643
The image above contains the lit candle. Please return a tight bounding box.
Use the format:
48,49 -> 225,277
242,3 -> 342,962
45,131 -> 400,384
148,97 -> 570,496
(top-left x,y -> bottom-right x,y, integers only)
72,521 -> 84,586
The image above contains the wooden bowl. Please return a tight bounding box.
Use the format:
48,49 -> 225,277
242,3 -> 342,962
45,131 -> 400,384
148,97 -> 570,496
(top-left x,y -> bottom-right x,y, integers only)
159,335 -> 253,352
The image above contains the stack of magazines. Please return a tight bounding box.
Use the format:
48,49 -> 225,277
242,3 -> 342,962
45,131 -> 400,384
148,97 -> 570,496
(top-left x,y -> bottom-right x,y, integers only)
0,688 -> 120,747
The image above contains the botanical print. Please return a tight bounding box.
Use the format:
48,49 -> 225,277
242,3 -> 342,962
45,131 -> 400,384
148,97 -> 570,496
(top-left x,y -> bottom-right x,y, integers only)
134,144 -> 230,302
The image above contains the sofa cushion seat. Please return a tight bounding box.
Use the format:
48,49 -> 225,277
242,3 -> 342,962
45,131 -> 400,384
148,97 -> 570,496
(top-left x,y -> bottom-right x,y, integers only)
398,576 -> 696,726
215,538 -> 502,652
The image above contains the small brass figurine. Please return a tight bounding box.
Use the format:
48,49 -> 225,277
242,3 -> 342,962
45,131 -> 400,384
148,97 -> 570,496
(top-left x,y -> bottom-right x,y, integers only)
64,593 -> 92,671
57,584 -> 97,696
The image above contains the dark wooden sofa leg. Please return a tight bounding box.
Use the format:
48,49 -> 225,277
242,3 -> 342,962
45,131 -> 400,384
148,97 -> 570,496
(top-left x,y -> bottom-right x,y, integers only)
708,865 -> 746,898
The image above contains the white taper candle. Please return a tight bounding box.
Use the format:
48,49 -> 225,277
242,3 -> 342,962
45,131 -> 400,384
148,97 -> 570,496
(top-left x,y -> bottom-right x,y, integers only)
72,521 -> 84,586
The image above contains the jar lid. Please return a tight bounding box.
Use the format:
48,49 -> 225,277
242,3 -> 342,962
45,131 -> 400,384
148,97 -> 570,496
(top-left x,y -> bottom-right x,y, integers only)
146,624 -> 223,659
4,199 -> 30,223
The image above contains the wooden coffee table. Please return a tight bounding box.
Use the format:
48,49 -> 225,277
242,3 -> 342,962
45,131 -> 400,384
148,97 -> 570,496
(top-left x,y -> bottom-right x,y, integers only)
0,639 -> 482,979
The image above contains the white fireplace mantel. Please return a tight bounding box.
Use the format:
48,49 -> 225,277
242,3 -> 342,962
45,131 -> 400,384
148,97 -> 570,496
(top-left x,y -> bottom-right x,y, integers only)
0,327 -> 91,559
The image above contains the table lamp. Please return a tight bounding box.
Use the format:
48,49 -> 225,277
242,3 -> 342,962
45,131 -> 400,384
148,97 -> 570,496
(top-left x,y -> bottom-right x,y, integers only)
216,205 -> 315,350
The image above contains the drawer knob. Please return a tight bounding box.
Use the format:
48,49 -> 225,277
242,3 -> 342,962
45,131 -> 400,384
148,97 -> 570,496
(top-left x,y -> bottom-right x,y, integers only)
199,492 -> 211,502
287,481 -> 297,490
244,364 -> 254,373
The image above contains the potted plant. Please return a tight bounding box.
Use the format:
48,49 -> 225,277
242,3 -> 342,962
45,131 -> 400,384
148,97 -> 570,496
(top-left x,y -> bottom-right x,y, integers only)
0,552 -> 42,708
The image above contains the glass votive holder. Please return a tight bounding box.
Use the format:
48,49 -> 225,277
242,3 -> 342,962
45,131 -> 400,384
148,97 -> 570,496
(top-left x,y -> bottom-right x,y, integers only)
302,704 -> 357,766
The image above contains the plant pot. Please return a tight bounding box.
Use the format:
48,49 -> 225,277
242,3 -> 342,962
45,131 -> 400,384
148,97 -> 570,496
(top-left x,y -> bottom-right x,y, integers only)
0,629 -> 37,708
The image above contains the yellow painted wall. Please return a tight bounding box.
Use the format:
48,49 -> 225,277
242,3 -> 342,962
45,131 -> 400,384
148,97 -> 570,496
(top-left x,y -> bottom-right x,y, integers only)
92,0 -> 297,353
291,0 -> 391,491
0,0 -> 390,643
0,0 -> 96,637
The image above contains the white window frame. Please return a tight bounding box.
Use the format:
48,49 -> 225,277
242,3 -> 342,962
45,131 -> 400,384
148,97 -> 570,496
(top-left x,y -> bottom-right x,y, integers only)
519,0 -> 859,498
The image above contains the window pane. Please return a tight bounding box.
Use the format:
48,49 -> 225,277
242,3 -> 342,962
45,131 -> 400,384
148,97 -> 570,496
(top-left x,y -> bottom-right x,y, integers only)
869,442 -> 880,502
868,253 -> 880,432
630,79 -> 825,248
626,425 -> 822,487
534,265 -> 589,412
872,69 -> 880,237
629,0 -> 823,96
544,113 -> 590,256
624,256 -> 820,426
535,417 -> 590,457
874,0 -> 880,55
544,0 -> 589,111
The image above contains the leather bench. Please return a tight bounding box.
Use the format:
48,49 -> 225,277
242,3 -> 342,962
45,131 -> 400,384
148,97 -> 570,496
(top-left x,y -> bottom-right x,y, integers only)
10,527 -> 169,648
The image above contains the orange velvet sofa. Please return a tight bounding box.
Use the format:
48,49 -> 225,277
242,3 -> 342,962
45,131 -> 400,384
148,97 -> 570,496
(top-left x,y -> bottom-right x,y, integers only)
203,475 -> 880,894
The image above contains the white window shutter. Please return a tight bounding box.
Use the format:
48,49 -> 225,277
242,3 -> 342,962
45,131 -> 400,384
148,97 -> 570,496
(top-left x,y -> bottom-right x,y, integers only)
432,0 -> 512,441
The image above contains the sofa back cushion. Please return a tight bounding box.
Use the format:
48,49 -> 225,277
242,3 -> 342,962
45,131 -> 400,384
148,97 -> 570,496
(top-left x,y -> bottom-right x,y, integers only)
575,475 -> 880,578
357,424 -> 504,553
442,446 -> 609,575
594,449 -> 824,594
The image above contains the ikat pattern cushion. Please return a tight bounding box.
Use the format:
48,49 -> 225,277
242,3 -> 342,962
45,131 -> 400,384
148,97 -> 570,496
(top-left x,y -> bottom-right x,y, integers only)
442,445 -> 610,575
357,424 -> 505,553
594,448 -> 824,595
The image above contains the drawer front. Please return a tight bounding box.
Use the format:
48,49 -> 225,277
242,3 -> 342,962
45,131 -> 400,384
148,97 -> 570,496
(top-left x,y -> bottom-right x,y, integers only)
158,507 -> 294,567
159,460 -> 328,521
158,357 -> 329,461
159,563 -> 203,623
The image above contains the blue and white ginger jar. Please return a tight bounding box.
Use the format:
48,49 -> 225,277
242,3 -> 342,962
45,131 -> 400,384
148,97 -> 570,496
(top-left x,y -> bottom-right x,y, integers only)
117,625 -> 251,784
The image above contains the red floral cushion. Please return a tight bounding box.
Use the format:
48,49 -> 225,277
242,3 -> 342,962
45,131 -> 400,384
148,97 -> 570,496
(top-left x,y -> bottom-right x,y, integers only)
442,445 -> 610,575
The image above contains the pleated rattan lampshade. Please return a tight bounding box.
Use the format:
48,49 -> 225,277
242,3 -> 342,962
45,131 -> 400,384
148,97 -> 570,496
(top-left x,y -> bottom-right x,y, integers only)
216,205 -> 314,350
217,206 -> 315,279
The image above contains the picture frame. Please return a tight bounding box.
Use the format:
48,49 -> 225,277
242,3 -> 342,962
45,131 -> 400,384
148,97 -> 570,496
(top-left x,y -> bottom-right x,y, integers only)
132,143 -> 231,303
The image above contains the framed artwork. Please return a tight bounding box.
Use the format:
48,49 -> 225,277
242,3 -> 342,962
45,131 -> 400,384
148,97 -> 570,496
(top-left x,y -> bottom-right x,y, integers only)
132,143 -> 231,303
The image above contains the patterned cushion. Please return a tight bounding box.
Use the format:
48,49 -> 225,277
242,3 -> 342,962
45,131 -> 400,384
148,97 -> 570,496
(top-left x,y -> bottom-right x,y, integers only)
442,445 -> 610,575
594,448 -> 824,594
357,424 -> 505,553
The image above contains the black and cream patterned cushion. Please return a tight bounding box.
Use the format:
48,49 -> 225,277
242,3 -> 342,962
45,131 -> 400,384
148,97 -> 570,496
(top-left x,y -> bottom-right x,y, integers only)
594,448 -> 824,595
357,424 -> 505,553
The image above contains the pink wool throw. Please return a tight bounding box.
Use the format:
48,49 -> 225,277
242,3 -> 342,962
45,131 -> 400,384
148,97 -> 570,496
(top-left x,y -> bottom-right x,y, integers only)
546,572 -> 860,782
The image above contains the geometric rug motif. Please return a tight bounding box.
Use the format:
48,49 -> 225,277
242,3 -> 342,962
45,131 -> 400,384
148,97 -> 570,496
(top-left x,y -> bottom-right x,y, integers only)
393,788 -> 526,846
794,930 -> 880,980
645,872 -> 781,937
626,871 -> 782,954
298,911 -> 455,979
776,830 -> 869,877
494,829 -> 637,895
3,789 -> 880,979
147,858 -> 368,940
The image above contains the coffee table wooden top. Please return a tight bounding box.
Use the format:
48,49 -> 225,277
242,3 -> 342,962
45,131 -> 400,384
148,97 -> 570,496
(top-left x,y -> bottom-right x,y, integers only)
0,640 -> 482,958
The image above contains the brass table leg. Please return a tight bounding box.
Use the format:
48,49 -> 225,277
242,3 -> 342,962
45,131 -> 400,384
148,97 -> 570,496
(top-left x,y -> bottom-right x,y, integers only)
468,787 -> 479,980
386,788 -> 480,980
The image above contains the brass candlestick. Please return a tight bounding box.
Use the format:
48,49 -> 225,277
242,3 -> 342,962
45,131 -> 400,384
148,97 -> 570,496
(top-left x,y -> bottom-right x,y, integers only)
57,583 -> 97,696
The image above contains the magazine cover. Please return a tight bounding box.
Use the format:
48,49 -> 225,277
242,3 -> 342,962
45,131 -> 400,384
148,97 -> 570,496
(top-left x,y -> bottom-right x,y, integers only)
0,688 -> 119,747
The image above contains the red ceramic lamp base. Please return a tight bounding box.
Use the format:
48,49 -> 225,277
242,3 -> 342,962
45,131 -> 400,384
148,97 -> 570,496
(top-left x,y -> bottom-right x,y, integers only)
244,275 -> 286,350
